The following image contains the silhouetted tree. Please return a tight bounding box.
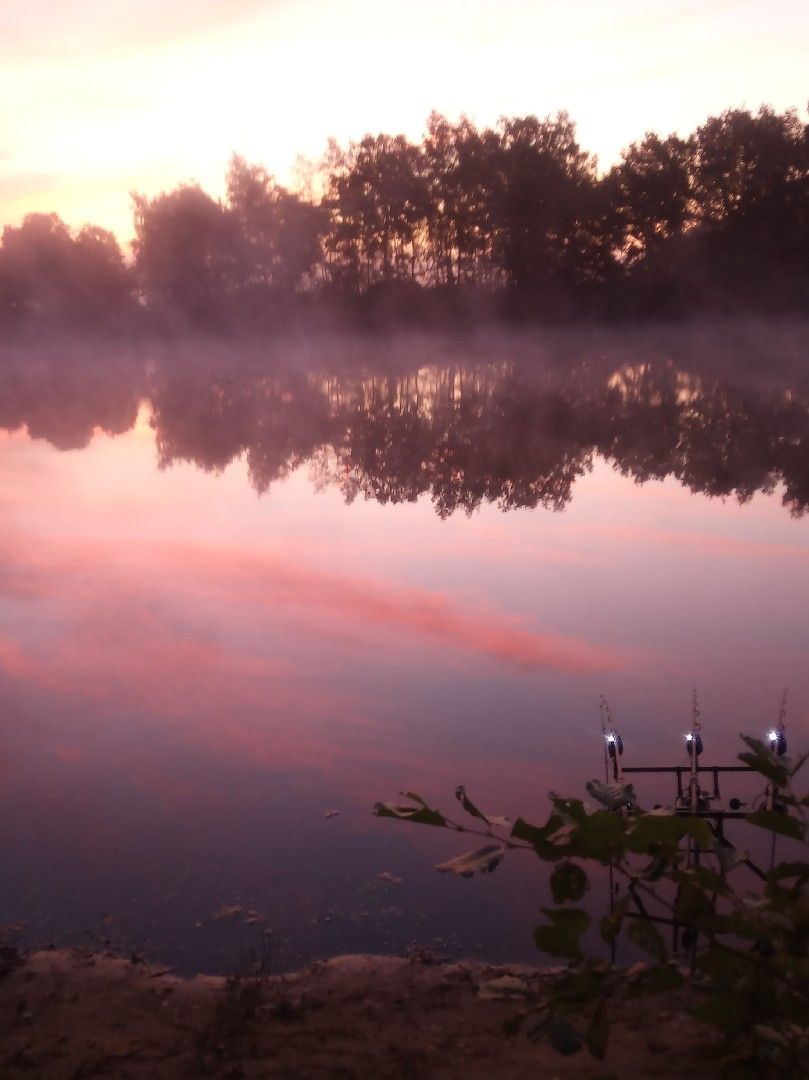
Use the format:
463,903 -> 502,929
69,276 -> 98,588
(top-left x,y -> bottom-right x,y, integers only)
490,114 -> 602,300
691,107 -> 804,227
71,226 -> 133,324
132,184 -> 239,326
0,214 -> 72,324
0,214 -> 131,327
322,133 -> 430,290
3,100 -> 808,329
605,133 -> 693,264
423,113 -> 501,287
226,154 -> 326,299
684,106 -> 809,306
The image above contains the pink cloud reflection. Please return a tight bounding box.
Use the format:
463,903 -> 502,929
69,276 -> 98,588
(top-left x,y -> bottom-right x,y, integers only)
1,535 -> 632,678
0,532 -> 636,800
589,522 -> 809,564
166,544 -> 630,676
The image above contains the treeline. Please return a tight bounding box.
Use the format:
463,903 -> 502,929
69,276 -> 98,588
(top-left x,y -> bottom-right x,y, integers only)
1,104 -> 808,330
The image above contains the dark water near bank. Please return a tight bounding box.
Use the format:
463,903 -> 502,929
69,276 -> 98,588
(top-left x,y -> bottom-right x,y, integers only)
1,327 -> 808,973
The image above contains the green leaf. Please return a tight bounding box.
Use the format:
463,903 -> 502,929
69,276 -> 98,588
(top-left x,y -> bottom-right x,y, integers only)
568,811 -> 627,863
640,852 -> 673,881
715,839 -> 747,874
626,812 -> 713,853
694,989 -> 748,1034
401,791 -> 430,806
511,815 -> 567,860
788,749 -> 809,777
549,794 -> 588,825
626,917 -> 668,962
584,1004 -> 609,1060
738,737 -> 789,786
541,907 -> 591,935
454,784 -> 490,824
674,866 -> 730,896
548,1012 -> 584,1056
550,861 -> 589,903
697,944 -> 755,983
373,802 -> 447,828
769,861 -> 809,884
675,879 -> 716,921
525,1005 -> 552,1042
549,967 -> 607,1006
435,844 -> 505,877
600,896 -> 629,944
746,808 -> 805,842
713,913 -> 772,944
534,907 -> 591,958
534,926 -> 580,959
585,779 -> 637,811
624,963 -> 683,998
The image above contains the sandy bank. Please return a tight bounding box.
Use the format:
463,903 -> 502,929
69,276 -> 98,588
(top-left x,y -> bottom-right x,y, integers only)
0,947 -> 724,1078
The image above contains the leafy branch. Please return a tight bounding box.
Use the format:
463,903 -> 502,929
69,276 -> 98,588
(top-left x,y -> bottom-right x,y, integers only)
374,737 -> 808,1075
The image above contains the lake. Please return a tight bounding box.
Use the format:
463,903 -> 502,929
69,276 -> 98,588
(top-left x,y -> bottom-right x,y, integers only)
1,325 -> 808,974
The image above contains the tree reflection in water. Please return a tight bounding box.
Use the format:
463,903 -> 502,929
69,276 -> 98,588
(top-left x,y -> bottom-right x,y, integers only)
1,333 -> 808,516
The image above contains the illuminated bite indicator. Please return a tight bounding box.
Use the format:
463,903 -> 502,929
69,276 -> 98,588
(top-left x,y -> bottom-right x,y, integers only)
685,732 -> 703,756
604,731 -> 623,759
768,728 -> 787,756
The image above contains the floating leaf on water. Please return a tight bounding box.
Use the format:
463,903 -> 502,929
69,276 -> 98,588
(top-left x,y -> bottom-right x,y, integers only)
477,974 -> 531,1000
215,903 -> 244,920
377,871 -> 403,885
435,844 -> 506,878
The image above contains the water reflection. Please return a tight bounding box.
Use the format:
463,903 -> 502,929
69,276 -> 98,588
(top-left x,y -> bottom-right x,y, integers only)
1,334 -> 808,515
0,332 -> 808,974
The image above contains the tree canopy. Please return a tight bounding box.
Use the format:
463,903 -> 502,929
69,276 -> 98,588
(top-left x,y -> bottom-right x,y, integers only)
1,103 -> 807,330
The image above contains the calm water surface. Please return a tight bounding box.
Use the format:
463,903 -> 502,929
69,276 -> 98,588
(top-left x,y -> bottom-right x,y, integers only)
1,331 -> 808,972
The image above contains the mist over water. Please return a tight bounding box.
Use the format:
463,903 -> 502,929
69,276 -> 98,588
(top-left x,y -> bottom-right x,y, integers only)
1,326 -> 808,973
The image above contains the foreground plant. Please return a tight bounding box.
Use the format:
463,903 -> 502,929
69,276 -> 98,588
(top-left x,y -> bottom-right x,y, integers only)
374,738 -> 808,1076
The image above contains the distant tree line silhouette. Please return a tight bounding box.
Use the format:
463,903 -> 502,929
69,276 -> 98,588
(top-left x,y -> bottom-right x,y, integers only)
1,104 -> 807,330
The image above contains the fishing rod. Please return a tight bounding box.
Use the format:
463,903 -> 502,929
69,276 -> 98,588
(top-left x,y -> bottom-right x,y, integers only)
767,688 -> 789,870
599,695 -> 622,964
596,692 -> 793,961
601,696 -> 624,784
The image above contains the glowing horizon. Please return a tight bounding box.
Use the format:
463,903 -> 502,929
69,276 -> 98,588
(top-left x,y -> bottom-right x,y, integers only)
1,0 -> 808,246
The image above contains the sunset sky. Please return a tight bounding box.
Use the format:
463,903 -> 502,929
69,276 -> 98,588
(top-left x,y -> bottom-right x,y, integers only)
1,0 -> 807,245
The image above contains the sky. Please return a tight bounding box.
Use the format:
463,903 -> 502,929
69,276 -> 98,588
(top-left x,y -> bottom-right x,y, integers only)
1,0 -> 807,245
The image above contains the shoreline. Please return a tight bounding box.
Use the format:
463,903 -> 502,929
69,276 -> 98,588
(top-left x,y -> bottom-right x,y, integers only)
1,946 -> 726,1078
